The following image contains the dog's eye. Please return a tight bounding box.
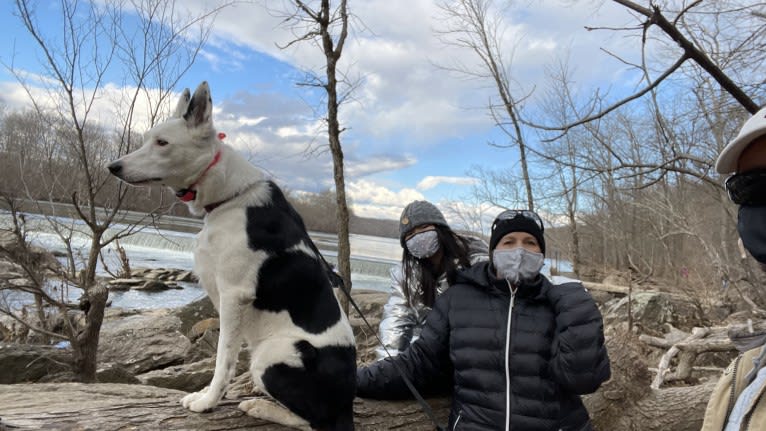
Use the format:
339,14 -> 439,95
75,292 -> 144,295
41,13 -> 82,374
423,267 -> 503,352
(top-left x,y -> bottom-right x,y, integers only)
156,139 -> 169,147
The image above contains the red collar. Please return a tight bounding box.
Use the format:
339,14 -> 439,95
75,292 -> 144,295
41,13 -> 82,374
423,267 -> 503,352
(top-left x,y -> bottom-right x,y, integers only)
176,150 -> 222,202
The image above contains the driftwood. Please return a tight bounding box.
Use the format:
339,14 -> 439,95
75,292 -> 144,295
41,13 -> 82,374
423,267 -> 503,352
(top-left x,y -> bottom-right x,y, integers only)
639,320 -> 766,389
0,383 -> 450,430
649,327 -> 710,389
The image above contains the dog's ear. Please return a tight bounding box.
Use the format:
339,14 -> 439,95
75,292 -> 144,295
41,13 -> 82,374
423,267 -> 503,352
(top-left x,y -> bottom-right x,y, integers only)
184,81 -> 213,128
172,88 -> 191,118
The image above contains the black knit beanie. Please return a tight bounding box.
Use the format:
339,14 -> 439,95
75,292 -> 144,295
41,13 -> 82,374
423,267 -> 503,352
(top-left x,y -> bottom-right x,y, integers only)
399,200 -> 449,247
489,213 -> 545,256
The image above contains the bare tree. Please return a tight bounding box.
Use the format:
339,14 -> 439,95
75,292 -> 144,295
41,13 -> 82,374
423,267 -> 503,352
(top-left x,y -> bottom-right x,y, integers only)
435,0 -> 535,210
2,0 -> 222,381
536,0 -> 764,134
272,0 -> 355,312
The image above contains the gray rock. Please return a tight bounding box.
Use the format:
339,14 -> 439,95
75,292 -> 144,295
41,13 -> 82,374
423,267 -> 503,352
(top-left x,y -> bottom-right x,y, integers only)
603,291 -> 702,334
96,362 -> 140,384
135,280 -> 181,291
185,327 -> 218,363
99,310 -> 191,374
0,344 -> 72,383
137,357 -> 216,391
173,297 -> 217,335
174,270 -> 196,282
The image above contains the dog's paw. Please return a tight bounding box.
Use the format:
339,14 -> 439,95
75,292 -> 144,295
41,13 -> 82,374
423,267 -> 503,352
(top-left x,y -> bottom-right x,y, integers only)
181,389 -> 218,412
239,398 -> 311,431
238,398 -> 258,413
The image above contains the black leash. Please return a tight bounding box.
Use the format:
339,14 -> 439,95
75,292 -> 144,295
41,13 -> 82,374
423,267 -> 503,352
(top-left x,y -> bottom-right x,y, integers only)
319,254 -> 446,431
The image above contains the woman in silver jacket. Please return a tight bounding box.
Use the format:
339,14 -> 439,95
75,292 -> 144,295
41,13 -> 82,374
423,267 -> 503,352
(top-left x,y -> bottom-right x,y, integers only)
376,200 -> 487,359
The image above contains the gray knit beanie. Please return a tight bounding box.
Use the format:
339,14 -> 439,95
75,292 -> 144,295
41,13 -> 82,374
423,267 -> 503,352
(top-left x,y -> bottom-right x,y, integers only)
399,200 -> 449,247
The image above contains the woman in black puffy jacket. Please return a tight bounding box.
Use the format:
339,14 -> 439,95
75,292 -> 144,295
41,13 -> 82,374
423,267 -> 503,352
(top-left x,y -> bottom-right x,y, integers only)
356,209 -> 611,431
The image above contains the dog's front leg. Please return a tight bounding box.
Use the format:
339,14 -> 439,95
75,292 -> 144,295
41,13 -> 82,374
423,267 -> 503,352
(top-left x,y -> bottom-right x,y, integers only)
182,294 -> 245,412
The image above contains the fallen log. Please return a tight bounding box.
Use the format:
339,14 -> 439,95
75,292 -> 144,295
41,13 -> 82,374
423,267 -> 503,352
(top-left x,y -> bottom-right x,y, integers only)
583,281 -> 630,295
0,383 -> 451,430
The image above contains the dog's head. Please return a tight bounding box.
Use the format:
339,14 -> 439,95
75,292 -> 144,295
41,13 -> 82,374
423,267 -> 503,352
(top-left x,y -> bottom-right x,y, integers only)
107,81 -> 219,192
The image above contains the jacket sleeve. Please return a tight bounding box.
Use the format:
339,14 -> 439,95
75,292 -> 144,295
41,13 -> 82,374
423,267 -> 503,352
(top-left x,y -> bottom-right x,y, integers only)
546,280 -> 611,394
375,265 -> 418,360
357,291 -> 453,399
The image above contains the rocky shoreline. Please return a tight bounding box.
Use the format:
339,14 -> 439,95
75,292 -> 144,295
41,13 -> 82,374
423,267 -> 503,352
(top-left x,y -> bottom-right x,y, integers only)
0,289 -> 458,430
0,241 -> 746,430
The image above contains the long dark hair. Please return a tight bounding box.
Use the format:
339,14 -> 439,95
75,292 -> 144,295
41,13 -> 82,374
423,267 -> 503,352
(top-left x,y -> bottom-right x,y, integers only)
401,225 -> 472,307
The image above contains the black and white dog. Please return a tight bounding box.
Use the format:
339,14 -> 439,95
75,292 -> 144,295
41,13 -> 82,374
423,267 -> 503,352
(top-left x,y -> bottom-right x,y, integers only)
108,82 -> 356,430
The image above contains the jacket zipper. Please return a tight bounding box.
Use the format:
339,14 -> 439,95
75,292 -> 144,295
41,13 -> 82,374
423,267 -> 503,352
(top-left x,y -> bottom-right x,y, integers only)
505,283 -> 517,431
452,410 -> 463,430
724,355 -> 743,425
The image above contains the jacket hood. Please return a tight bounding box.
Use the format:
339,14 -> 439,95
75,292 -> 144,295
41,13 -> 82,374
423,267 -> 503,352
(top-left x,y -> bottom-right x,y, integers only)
455,261 -> 493,286
456,261 -> 548,299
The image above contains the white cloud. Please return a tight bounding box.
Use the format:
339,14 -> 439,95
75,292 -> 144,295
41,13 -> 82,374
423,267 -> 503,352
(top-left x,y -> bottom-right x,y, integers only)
347,179 -> 424,207
417,176 -> 478,190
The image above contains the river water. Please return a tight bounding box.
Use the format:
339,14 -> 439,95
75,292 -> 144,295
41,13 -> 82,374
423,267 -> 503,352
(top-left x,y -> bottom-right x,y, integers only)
2,212 -> 401,309
2,212 -> 571,310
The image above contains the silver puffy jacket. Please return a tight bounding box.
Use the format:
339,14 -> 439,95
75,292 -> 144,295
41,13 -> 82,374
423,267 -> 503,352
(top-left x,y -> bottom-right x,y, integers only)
375,235 -> 488,360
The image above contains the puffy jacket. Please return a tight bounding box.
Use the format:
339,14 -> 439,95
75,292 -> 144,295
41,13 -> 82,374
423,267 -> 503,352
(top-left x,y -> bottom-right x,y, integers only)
376,235 -> 488,359
358,262 -> 611,430
702,344 -> 766,431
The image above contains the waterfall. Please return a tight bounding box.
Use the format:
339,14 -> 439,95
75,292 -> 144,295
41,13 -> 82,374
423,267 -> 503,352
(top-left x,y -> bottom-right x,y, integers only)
0,211 -> 400,279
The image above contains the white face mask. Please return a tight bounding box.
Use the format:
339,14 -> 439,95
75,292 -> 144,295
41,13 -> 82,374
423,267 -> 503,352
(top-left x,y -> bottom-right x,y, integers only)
492,247 -> 544,285
405,230 -> 440,259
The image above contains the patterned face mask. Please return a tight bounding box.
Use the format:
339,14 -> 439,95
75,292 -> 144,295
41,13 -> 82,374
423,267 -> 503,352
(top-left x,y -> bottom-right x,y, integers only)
492,247 -> 544,285
405,230 -> 440,259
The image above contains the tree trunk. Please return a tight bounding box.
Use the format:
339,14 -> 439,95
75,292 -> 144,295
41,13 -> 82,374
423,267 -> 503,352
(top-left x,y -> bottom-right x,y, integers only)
319,0 -> 351,315
72,281 -> 108,382
586,383 -> 714,431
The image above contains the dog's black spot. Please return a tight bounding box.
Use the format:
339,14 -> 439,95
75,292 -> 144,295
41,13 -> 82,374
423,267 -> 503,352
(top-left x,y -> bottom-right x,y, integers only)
247,182 -> 342,334
253,252 -> 341,334
245,182 -> 307,253
262,342 -> 356,430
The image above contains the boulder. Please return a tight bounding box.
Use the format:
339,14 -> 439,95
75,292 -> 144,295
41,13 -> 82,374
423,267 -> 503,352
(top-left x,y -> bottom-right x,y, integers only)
107,278 -> 144,291
96,362 -> 141,384
185,327 -> 219,363
0,344 -> 72,383
137,357 -> 216,392
99,310 -> 191,374
603,291 -> 703,335
189,317 -> 219,340
173,297 -> 217,335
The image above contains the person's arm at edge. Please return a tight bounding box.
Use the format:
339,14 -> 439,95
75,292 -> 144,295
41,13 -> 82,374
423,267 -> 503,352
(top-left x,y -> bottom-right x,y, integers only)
375,265 -> 418,360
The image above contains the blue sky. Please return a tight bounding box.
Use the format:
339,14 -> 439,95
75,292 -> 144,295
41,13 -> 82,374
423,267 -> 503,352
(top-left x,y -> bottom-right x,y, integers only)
0,0 -> 640,224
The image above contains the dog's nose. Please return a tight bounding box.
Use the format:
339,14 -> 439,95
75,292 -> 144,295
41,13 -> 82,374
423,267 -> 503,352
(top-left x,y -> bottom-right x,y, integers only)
108,161 -> 122,175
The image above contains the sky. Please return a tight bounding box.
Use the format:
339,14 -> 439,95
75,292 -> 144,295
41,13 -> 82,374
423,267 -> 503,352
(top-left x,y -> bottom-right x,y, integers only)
0,0 -> 643,228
